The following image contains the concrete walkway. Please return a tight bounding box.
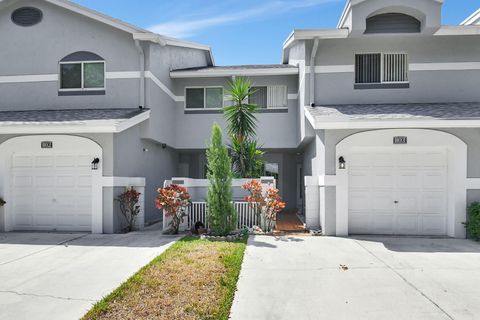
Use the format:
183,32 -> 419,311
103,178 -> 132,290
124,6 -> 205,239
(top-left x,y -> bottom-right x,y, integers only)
0,228 -> 179,320
230,236 -> 480,320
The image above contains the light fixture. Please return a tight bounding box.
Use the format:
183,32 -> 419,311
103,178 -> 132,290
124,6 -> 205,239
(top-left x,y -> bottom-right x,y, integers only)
91,158 -> 100,170
339,156 -> 346,170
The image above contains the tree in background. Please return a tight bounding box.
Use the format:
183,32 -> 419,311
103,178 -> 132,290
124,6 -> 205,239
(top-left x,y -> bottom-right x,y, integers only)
224,77 -> 264,178
206,123 -> 237,235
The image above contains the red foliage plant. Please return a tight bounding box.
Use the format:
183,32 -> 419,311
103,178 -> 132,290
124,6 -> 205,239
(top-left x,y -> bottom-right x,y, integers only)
242,180 -> 286,232
155,184 -> 191,234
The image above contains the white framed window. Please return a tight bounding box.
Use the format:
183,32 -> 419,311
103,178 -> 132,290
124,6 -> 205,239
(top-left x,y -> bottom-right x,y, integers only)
185,87 -> 224,109
249,85 -> 287,109
59,61 -> 106,91
355,53 -> 408,84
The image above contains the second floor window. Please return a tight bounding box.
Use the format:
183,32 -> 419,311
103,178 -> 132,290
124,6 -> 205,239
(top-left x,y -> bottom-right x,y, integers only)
249,86 -> 287,109
185,87 -> 223,109
355,53 -> 408,84
59,52 -> 105,91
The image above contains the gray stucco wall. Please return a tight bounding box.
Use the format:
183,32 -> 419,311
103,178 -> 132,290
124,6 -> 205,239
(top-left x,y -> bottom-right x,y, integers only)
142,45 -> 210,147
113,124 -> 179,224
0,0 -> 142,110
308,35 -> 480,105
172,75 -> 300,149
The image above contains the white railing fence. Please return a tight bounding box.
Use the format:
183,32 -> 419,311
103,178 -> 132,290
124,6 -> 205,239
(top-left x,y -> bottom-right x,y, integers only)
185,201 -> 258,231
162,177 -> 275,232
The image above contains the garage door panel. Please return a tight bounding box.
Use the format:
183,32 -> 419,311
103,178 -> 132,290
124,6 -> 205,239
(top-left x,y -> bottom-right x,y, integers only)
349,192 -> 371,211
35,156 -> 55,168
421,216 -> 446,234
349,213 -> 373,234
56,175 -> 76,187
12,156 -> 34,168
422,192 -> 446,214
422,172 -> 446,189
396,215 -> 419,235
373,173 -> 394,189
12,175 -> 34,187
11,151 -> 93,232
397,152 -> 420,167
349,147 -> 447,236
397,192 -> 420,213
349,171 -> 371,188
397,172 -> 421,189
36,176 -> 55,187
371,215 -> 395,234
56,155 -> 77,167
349,153 -> 371,168
373,153 -> 395,168
372,193 -> 395,211
35,214 -> 55,227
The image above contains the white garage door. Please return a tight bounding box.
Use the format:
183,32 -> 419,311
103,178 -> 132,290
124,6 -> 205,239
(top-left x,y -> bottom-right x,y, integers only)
11,153 -> 93,232
348,147 -> 447,236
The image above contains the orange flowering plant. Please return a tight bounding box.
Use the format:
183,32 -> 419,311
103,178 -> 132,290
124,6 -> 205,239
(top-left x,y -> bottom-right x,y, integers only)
243,180 -> 286,232
155,184 -> 191,234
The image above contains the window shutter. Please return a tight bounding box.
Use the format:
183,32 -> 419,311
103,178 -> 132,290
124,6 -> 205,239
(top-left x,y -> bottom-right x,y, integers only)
383,53 -> 408,82
267,86 -> 287,108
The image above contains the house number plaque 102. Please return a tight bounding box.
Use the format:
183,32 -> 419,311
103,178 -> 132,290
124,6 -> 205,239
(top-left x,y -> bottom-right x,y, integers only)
41,141 -> 53,149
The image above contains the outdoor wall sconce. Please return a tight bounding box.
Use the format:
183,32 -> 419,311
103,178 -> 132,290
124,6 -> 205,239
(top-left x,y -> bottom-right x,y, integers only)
91,158 -> 100,170
339,156 -> 346,170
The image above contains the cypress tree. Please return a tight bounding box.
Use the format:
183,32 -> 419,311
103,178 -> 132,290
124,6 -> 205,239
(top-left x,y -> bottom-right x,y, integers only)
207,123 -> 236,235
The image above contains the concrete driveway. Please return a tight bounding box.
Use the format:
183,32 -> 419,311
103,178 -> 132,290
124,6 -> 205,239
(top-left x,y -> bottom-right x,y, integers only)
0,228 -> 179,320
230,236 -> 480,320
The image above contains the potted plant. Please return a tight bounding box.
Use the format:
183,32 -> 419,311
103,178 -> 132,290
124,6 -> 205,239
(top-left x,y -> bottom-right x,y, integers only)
155,184 -> 191,234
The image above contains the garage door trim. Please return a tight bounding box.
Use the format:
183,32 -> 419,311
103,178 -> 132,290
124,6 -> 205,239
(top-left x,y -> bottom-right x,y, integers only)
0,135 -> 103,233
336,129 -> 467,238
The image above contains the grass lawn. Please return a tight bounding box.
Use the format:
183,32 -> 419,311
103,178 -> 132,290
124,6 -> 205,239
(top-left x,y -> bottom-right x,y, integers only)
82,236 -> 247,320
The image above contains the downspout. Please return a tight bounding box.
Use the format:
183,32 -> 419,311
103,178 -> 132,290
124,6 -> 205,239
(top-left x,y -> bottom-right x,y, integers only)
309,38 -> 319,107
135,40 -> 146,108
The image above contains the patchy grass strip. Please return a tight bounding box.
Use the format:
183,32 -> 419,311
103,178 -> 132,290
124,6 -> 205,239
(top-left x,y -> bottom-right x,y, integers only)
82,236 -> 247,320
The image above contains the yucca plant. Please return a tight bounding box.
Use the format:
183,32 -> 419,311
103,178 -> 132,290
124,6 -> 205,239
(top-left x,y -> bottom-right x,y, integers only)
230,137 -> 264,178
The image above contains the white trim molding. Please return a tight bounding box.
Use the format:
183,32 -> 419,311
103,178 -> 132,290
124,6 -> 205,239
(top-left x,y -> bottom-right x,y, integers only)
410,62 -> 480,71
0,110 -> 150,134
0,74 -> 58,84
170,67 -> 299,78
461,8 -> 480,26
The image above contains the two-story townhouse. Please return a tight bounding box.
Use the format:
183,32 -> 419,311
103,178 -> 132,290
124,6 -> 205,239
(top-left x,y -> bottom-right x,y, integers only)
1,0 -> 480,239
284,0 -> 480,239
0,0 -> 216,233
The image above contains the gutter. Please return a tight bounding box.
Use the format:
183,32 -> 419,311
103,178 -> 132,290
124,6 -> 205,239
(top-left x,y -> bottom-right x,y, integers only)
309,38 -> 319,107
135,40 -> 146,108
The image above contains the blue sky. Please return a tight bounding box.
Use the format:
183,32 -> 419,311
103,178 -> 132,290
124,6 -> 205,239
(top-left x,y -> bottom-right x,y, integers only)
73,0 -> 479,65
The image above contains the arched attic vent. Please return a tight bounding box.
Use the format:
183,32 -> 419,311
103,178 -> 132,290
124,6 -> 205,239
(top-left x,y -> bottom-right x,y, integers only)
365,13 -> 421,34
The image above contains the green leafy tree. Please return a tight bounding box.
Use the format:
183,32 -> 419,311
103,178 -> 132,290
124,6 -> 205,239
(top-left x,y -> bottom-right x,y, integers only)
224,77 -> 264,177
207,123 -> 237,235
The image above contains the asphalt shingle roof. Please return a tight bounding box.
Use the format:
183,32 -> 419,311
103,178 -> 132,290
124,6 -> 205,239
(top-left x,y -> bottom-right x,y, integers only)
0,108 -> 148,123
307,102 -> 480,121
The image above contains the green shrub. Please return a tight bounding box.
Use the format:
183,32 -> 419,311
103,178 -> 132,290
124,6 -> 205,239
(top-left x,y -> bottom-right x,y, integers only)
206,123 -> 237,236
466,202 -> 480,240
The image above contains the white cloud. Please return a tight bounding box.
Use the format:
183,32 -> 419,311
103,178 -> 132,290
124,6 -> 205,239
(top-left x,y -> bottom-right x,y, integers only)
148,0 -> 338,38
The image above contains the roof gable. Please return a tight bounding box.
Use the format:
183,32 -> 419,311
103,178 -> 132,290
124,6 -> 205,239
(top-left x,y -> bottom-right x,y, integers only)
0,0 -> 214,64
